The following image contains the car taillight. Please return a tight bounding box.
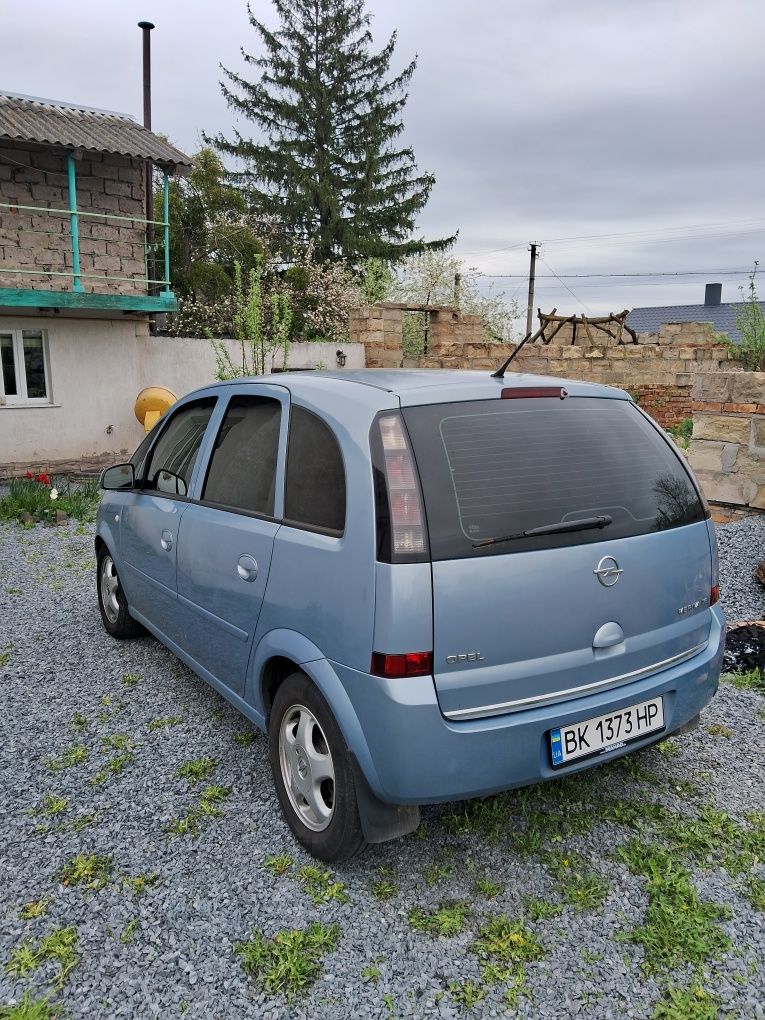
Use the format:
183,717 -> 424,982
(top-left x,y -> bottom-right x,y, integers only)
377,414 -> 427,557
710,585 -> 720,606
371,651 -> 433,678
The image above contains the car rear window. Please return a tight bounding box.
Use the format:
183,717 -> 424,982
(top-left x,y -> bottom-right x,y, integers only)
402,396 -> 706,559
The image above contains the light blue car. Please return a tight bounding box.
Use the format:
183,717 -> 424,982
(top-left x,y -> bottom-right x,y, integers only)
97,369 -> 724,860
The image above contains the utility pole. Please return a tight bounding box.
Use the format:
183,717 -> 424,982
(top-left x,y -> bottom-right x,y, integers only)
526,243 -> 538,336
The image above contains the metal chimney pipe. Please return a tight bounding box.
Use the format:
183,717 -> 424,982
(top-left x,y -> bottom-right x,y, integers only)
138,21 -> 155,295
705,283 -> 722,306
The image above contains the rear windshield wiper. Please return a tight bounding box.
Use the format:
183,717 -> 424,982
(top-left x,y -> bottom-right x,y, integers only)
473,515 -> 613,549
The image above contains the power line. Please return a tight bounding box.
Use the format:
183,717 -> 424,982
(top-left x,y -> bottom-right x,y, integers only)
539,256 -> 592,314
477,269 -> 752,279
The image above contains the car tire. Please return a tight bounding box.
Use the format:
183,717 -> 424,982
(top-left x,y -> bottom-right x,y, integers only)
269,672 -> 367,862
97,547 -> 144,640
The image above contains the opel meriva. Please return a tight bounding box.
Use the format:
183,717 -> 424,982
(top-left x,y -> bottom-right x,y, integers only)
97,370 -> 724,860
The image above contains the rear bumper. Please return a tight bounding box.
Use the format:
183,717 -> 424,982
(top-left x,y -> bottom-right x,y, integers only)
332,605 -> 725,804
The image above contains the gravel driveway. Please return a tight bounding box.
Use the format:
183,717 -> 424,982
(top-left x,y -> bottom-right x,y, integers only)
1,518 -> 764,1019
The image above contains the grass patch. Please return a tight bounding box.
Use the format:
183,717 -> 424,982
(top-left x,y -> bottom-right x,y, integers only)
5,926 -> 78,989
0,990 -> 59,1019
408,902 -> 469,937
441,794 -> 512,841
165,813 -> 201,838
616,840 -> 731,972
472,916 -> 545,966
297,865 -> 349,905
120,918 -> 139,944
449,980 -> 486,1008
88,751 -> 134,786
165,786 -> 232,837
545,851 -> 609,911
425,862 -> 453,886
522,896 -> 563,922
148,715 -> 184,731
235,922 -> 339,1000
234,731 -> 258,745
474,876 -> 505,899
175,758 -> 217,785
705,723 -> 732,738
70,712 -> 88,730
744,874 -> 765,911
361,964 -> 380,982
46,745 -> 88,772
722,668 -> 765,693
120,673 -> 141,687
264,854 -> 293,877
41,794 -> 68,817
652,984 -> 720,1019
56,853 -> 112,891
18,898 -> 50,921
198,785 -> 232,816
122,872 -> 160,898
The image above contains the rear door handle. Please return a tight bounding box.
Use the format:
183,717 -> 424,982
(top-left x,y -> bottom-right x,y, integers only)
237,555 -> 258,582
160,529 -> 173,551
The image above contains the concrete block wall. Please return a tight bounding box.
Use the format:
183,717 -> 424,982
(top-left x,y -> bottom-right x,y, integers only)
0,141 -> 147,295
687,373 -> 765,510
348,304 -> 405,367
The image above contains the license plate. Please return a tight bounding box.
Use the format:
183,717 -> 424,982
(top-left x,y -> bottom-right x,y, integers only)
550,696 -> 665,767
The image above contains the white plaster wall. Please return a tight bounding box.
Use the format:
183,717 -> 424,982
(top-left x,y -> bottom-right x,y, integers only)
0,315 -> 365,465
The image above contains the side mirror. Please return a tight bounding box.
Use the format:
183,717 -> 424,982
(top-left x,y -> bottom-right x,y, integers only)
100,463 -> 135,491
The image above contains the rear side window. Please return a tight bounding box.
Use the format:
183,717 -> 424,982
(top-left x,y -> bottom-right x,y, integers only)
403,397 -> 706,559
285,406 -> 345,534
143,400 -> 215,496
203,396 -> 281,516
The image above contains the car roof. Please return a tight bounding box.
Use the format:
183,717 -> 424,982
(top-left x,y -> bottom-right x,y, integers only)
204,369 -> 629,407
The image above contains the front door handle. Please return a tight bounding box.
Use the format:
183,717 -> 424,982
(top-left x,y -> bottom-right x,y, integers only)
160,529 -> 173,552
237,554 -> 258,582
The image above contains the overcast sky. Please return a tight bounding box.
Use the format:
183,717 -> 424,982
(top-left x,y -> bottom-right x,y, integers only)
4,0 -> 764,319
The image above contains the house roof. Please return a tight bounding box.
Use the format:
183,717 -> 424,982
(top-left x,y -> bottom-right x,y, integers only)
626,300 -> 764,343
0,92 -> 192,171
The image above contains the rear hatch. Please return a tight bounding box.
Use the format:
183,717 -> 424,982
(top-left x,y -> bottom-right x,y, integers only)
402,393 -> 714,720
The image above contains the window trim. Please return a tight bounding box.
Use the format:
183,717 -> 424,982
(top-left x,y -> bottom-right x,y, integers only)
0,328 -> 52,405
283,403 -> 347,538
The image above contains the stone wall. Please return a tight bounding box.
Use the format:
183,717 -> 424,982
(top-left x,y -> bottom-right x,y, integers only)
0,141 -> 147,295
687,373 -> 765,510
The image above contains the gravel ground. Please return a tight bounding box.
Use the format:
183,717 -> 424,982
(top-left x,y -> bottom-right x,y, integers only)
1,518 -> 764,1020
716,516 -> 765,623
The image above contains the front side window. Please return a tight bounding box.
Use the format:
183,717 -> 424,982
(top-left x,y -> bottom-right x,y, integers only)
285,405 -> 346,533
0,330 -> 50,404
203,396 -> 282,516
143,400 -> 215,496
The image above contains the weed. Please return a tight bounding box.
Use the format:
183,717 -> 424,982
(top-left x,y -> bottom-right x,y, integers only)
5,926 -> 78,989
449,979 -> 486,1008
652,984 -> 720,1019
120,918 -> 139,944
57,853 -> 112,891
721,668 -> 765,693
42,794 -> 68,817
120,673 -> 141,687
666,418 -> 693,449
19,899 -> 50,920
264,854 -> 293,877
234,731 -> 258,745
198,785 -> 233,816
474,877 -> 504,899
297,865 -> 349,905
372,878 -> 398,901
70,712 -> 88,730
211,708 -> 224,723
616,840 -> 731,971
382,992 -> 395,1011
148,715 -> 184,731
88,751 -> 134,786
361,964 -> 380,982
441,794 -> 512,841
0,990 -> 59,1019
408,902 -> 469,937
102,734 -> 137,752
705,723 -> 732,738
472,916 -> 545,966
46,745 -> 88,772
545,852 -> 609,911
175,758 -> 217,785
6,587 -> 22,595
165,813 -> 201,838
235,921 -> 339,1000
425,862 -> 453,887
745,874 -> 765,912
656,739 -> 679,757
122,872 -> 160,899
522,896 -> 563,922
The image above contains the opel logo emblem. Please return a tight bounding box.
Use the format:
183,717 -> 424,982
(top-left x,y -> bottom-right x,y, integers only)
594,555 -> 623,587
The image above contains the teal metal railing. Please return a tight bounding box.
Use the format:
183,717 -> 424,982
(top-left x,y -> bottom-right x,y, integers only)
0,149 -> 171,294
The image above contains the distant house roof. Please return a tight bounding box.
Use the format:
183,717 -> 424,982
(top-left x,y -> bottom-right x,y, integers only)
627,283 -> 764,343
0,92 -> 192,171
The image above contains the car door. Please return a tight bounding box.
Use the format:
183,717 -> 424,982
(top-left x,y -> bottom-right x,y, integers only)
119,397 -> 217,643
174,385 -> 289,696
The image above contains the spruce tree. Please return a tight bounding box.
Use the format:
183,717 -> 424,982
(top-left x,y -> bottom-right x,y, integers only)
209,0 -> 454,262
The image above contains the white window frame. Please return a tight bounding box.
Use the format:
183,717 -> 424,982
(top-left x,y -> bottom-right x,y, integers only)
0,328 -> 52,406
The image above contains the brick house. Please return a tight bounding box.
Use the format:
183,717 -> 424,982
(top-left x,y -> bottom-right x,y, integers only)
0,92 -> 192,474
